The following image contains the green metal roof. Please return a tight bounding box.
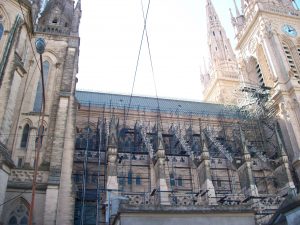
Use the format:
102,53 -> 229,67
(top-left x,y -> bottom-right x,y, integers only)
75,90 -> 241,118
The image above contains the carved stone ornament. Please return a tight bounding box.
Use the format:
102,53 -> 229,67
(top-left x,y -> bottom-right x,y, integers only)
259,19 -> 274,39
248,38 -> 257,54
279,102 -> 290,120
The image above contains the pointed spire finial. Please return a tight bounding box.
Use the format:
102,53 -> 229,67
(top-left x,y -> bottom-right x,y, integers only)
76,0 -> 81,10
229,8 -> 237,26
201,131 -> 209,153
233,0 -> 241,16
240,126 -> 250,155
241,0 -> 245,14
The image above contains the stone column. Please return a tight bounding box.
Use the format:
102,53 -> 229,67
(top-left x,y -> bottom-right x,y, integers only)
0,147 -> 14,223
106,147 -> 118,191
274,123 -> 295,195
190,152 -> 200,193
258,19 -> 289,84
196,138 -> 216,205
238,128 -> 258,197
154,136 -> 170,205
278,102 -> 300,177
56,95 -> 76,225
43,97 -> 70,225
106,117 -> 119,222
0,71 -> 23,145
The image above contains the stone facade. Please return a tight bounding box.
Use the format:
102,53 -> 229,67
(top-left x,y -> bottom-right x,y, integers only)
73,91 -> 297,225
0,0 -> 80,224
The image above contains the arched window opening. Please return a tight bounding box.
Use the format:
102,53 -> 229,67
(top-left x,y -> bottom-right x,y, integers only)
177,177 -> 183,186
217,179 -> 222,187
0,23 -> 3,40
52,18 -> 58,24
8,216 -> 17,225
297,47 -> 300,57
7,201 -> 29,225
20,124 -> 30,148
170,173 -> 175,187
33,61 -> 50,112
282,42 -> 298,77
128,171 -> 132,185
20,216 -> 28,225
35,125 -> 45,146
136,175 -> 141,185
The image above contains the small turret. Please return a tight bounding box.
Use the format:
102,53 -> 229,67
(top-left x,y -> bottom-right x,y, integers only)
36,0 -> 81,36
206,0 -> 236,68
230,0 -> 245,35
71,0 -> 81,34
31,0 -> 42,23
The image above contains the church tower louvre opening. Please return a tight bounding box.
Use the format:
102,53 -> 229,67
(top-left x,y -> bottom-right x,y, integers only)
0,1 -> 300,225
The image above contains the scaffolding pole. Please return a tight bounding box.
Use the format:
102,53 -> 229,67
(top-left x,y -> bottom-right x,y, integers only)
96,117 -> 102,225
80,103 -> 91,225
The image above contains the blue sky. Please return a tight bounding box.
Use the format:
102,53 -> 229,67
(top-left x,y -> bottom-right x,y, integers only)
77,0 -> 300,101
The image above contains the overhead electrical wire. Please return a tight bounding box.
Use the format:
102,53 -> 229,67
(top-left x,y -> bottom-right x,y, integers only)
126,0 -> 151,122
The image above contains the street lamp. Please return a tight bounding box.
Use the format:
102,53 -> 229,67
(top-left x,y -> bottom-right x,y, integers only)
28,37 -> 46,225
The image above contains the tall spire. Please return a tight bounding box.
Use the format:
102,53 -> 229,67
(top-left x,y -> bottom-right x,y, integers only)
233,0 -> 241,17
206,0 -> 236,68
202,0 -> 241,104
241,0 -> 245,14
72,0 -> 81,34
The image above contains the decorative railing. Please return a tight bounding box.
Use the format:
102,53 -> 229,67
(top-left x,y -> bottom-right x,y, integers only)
35,25 -> 70,35
9,169 -> 49,183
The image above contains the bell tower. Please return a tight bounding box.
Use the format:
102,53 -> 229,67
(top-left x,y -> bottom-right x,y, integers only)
0,0 -> 81,224
232,0 -> 300,178
202,0 -> 241,104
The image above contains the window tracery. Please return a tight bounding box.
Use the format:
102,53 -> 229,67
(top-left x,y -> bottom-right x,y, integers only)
6,200 -> 29,225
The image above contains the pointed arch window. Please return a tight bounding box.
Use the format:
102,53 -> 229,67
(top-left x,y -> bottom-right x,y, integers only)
128,171 -> 133,185
170,173 -> 175,187
20,124 -> 30,148
136,175 -> 141,185
33,61 -> 50,112
0,23 -> 3,40
36,125 -> 45,146
7,201 -> 29,225
20,216 -> 28,225
8,216 -> 17,225
177,176 -> 183,186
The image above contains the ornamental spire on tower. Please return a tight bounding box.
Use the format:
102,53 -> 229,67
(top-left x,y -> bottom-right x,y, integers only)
202,0 -> 241,104
206,0 -> 236,68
